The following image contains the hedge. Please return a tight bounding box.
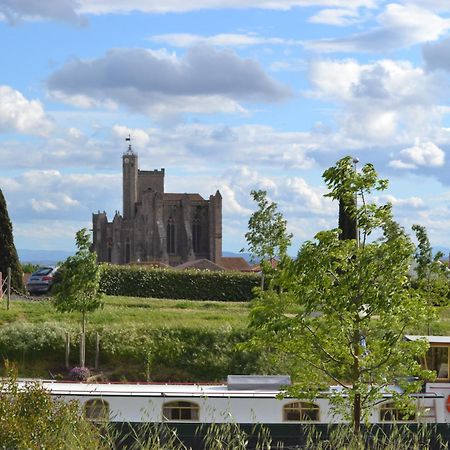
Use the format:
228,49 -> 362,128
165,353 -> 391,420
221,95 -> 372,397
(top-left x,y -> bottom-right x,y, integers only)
0,323 -> 269,382
99,265 -> 260,301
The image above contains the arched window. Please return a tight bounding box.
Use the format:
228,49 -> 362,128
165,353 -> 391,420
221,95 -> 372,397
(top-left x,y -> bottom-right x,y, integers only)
107,238 -> 113,262
125,238 -> 131,263
84,399 -> 109,421
163,401 -> 199,421
379,402 -> 415,422
192,219 -> 201,253
283,401 -> 319,422
167,218 -> 176,254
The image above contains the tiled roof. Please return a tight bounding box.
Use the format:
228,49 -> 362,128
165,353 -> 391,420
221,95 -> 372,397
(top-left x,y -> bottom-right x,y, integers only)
220,257 -> 251,271
174,259 -> 225,271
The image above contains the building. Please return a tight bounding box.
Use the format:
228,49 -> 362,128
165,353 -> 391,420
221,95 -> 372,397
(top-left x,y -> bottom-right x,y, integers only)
92,143 -> 222,266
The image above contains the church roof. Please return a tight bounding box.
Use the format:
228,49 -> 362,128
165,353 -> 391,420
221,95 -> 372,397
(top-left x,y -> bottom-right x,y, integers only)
163,193 -> 205,201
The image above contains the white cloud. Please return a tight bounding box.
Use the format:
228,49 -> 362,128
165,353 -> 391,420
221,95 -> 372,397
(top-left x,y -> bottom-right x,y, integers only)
0,86 -> 53,136
308,8 -> 362,26
307,59 -> 446,144
306,3 -> 450,52
392,139 -> 446,169
78,0 -> 377,15
380,194 -> 425,208
150,33 -> 300,48
0,0 -> 85,25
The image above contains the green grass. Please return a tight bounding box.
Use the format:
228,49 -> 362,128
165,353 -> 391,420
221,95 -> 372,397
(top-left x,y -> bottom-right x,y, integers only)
0,296 -> 250,330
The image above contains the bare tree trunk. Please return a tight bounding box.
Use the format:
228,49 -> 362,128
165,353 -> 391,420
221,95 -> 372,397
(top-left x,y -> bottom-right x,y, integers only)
80,311 -> 86,368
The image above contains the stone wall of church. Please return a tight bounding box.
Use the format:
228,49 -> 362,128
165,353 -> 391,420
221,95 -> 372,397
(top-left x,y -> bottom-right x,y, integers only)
92,150 -> 222,266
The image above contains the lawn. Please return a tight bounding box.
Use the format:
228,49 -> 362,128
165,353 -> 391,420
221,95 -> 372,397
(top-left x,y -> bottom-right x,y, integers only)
0,295 -> 250,329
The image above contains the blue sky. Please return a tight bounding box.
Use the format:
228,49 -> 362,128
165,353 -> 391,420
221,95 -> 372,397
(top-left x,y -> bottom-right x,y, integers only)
2,0 -> 450,253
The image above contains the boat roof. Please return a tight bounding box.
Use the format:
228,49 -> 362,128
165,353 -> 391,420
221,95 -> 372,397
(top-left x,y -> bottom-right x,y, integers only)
405,335 -> 450,344
12,380 -> 442,399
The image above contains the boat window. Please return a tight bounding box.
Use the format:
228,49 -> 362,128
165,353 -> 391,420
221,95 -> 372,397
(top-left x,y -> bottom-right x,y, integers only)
163,401 -> 199,421
379,402 -> 415,422
426,346 -> 449,380
84,399 -> 110,421
283,401 -> 319,422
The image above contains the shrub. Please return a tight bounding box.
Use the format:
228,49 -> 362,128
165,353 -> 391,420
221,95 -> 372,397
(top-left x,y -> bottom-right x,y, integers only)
100,265 -> 260,302
69,366 -> 91,381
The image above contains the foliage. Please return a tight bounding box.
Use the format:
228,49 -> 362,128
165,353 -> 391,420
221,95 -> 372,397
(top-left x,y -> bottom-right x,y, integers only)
248,156 -> 434,435
100,265 -> 260,302
0,189 -> 23,291
20,262 -> 40,274
242,189 -> 292,270
0,363 -> 106,449
53,229 -> 103,316
53,228 -> 103,367
412,224 -> 449,308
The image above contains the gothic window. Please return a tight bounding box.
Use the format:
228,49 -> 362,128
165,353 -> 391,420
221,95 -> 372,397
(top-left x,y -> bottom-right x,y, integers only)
283,402 -> 320,422
163,401 -> 199,421
192,219 -> 201,253
84,399 -> 109,421
167,218 -> 176,254
107,238 -> 113,262
125,238 -> 131,263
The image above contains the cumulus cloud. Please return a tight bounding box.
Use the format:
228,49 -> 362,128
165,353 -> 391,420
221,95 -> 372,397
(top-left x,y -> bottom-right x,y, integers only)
389,139 -> 445,169
306,4 -> 450,52
47,46 -> 291,119
307,59 -> 446,143
0,86 -> 53,136
0,0 -> 85,25
423,38 -> 450,72
150,33 -> 300,48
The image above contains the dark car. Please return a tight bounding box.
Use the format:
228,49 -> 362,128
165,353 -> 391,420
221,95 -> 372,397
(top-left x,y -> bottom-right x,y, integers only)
26,266 -> 58,294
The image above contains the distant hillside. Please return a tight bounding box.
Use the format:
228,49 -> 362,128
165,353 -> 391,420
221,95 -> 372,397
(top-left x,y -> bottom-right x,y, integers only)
18,249 -> 74,265
222,251 -> 254,263
19,249 -> 250,266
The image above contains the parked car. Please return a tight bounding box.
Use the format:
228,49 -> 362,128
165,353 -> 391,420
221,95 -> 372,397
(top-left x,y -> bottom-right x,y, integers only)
26,266 -> 58,295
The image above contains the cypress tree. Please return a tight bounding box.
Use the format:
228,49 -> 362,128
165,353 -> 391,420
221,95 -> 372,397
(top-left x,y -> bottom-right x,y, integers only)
0,189 -> 23,291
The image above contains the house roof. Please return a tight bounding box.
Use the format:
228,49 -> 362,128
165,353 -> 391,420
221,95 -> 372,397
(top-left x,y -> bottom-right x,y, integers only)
220,257 -> 251,272
174,259 -> 225,271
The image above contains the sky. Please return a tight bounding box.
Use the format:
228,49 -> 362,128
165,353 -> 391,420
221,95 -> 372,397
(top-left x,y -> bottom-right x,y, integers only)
2,0 -> 450,254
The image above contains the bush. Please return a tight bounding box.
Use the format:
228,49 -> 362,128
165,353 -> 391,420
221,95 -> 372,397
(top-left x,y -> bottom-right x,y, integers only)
69,366 -> 91,381
100,265 -> 260,302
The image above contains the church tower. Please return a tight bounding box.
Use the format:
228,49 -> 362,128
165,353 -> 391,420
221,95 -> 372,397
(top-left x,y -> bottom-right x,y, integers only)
122,136 -> 138,220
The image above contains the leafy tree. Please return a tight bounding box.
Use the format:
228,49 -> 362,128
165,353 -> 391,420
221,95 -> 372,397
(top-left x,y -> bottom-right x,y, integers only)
0,189 -> 23,291
53,228 -> 103,367
248,156 -> 433,437
242,190 -> 292,284
412,224 -> 449,332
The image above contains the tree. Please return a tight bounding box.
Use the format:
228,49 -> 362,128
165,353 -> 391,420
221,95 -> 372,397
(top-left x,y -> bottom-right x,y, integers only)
0,189 -> 23,291
412,224 -> 449,332
53,229 -> 103,368
248,157 -> 433,437
242,190 -> 292,284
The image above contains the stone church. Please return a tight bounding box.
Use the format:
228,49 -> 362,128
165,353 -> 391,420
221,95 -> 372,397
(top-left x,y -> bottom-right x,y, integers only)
92,143 -> 222,266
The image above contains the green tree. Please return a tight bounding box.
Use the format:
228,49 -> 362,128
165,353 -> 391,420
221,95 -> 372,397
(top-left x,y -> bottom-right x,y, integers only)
242,190 -> 292,284
53,229 -> 103,368
0,189 -> 23,291
248,157 -> 433,437
412,224 -> 449,332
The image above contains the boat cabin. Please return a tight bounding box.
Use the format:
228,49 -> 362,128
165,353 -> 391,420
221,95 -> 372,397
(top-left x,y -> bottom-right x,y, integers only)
405,335 -> 450,381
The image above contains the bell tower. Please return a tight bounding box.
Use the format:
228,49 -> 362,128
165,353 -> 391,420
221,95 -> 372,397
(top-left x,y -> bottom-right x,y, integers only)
122,135 -> 138,220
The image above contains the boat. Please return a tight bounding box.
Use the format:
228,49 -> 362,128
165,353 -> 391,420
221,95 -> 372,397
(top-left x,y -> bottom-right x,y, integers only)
18,336 -> 450,447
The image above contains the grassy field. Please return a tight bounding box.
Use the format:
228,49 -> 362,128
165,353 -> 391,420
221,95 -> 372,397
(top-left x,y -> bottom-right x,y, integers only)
1,295 -> 250,329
